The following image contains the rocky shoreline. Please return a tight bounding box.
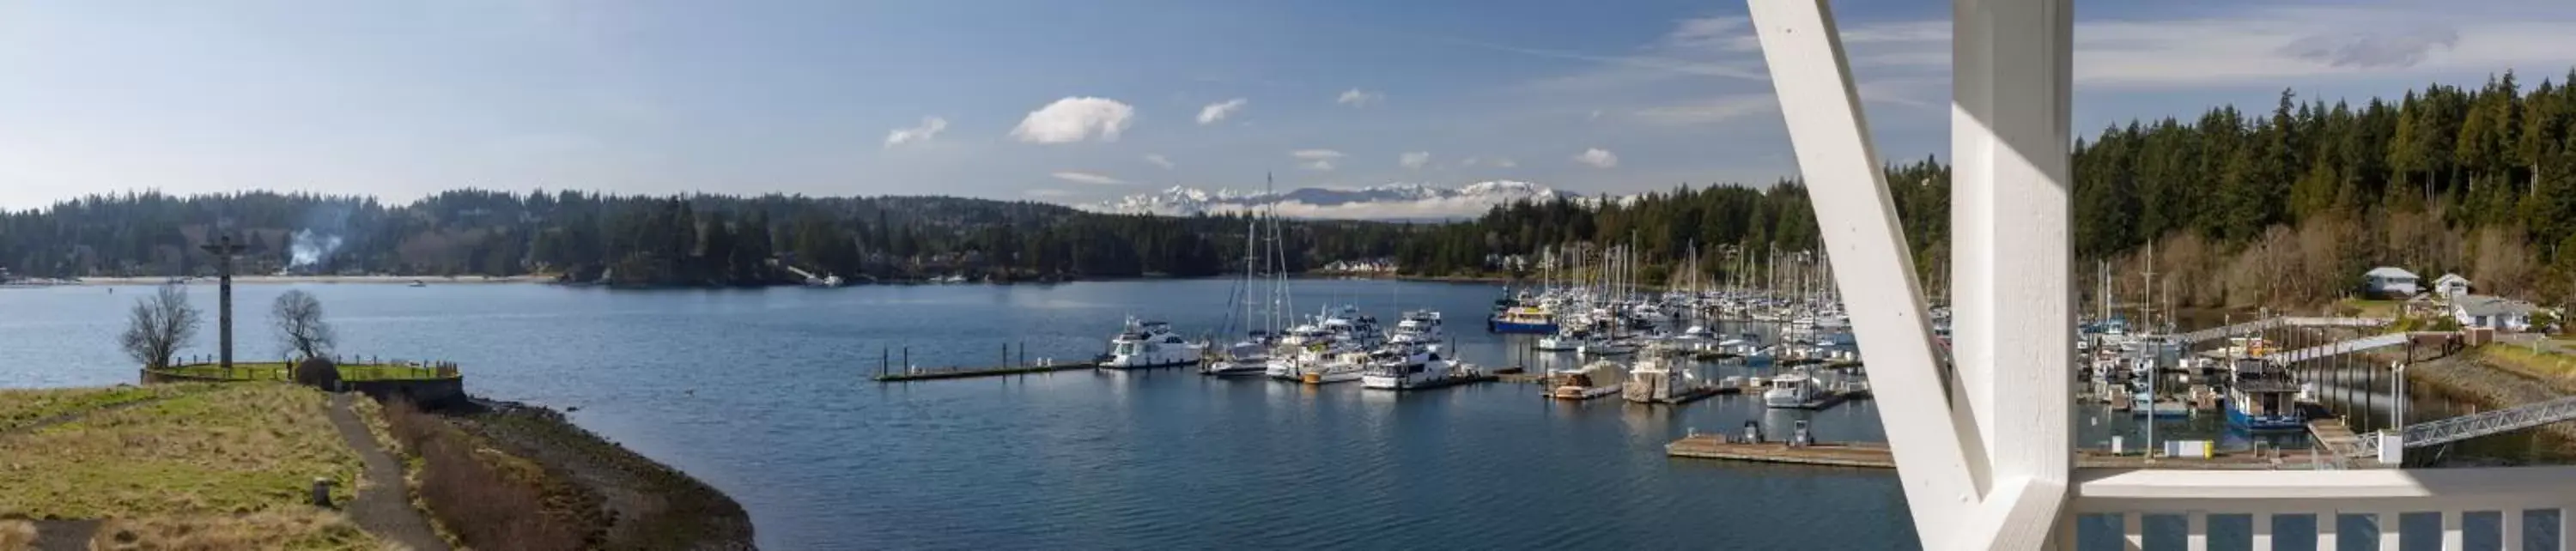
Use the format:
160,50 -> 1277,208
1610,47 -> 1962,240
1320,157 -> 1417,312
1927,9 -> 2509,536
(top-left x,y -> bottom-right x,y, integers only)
450,397 -> 756,550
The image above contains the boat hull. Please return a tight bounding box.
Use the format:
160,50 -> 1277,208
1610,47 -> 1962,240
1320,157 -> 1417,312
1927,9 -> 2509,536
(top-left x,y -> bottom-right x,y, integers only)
1487,318 -> 1559,334
1200,360 -> 1270,376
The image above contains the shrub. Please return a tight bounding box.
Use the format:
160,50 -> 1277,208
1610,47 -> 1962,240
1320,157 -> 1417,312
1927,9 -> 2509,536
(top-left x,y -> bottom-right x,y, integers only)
295,357 -> 343,390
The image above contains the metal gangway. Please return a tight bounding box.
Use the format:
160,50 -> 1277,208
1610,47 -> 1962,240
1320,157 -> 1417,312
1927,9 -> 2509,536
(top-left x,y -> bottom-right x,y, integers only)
2266,333 -> 2410,364
2360,396 -> 2576,457
2173,316 -> 2391,344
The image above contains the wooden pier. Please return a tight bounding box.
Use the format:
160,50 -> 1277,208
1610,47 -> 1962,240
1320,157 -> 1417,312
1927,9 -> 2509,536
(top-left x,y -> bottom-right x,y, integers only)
872,361 -> 1096,382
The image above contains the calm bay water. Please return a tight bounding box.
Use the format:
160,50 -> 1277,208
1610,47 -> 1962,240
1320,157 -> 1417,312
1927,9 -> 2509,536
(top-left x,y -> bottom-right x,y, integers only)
3,279 -> 1914,550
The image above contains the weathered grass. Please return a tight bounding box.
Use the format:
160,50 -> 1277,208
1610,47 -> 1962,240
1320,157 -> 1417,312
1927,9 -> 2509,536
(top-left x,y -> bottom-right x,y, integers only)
380,400 -> 586,550
0,384 -> 360,518
2480,344 -> 2576,385
89,512 -> 387,551
153,362 -> 453,382
0,384 -> 213,432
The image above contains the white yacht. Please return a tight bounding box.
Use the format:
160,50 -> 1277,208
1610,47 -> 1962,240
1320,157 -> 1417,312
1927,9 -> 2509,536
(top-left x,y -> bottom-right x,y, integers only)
1534,327 -> 1585,352
1298,350 -> 1370,384
1763,371 -> 1826,409
1388,310 -> 1444,346
1100,318 -> 1206,369
1359,345 -> 1475,390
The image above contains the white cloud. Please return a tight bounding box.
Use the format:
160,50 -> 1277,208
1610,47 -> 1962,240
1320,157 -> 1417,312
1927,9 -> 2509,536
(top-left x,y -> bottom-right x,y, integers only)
1196,98 -> 1248,124
1292,149 -> 1343,170
1400,151 -> 1431,169
1494,157 -> 1518,168
883,116 -> 948,148
1335,88 -> 1383,106
1744,3 -> 2576,89
1632,94 -> 1778,125
1460,156 -> 1480,167
1144,154 -> 1175,169
1050,171 -> 1131,185
1024,189 -> 1078,198
1011,97 -> 1135,143
1573,148 -> 1619,168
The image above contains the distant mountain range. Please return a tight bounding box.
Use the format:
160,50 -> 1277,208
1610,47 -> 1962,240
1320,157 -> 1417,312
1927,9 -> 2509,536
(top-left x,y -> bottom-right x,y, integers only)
1080,181 -> 1562,220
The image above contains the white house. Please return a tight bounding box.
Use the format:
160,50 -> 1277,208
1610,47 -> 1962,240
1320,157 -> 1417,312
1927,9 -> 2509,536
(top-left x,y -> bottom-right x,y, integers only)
2433,273 -> 2471,299
2361,266 -> 2420,298
2452,294 -> 2538,331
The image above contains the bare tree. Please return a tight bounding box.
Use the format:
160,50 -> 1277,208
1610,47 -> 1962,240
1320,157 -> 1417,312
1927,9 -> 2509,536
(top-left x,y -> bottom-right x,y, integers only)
272,289 -> 336,360
120,283 -> 202,368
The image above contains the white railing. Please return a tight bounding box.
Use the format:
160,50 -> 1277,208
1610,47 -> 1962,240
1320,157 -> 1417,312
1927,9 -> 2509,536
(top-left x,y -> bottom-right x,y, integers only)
2069,467 -> 2576,549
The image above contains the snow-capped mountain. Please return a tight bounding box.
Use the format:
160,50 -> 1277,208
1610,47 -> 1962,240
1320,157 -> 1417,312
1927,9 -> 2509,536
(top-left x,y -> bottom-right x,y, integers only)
1083,180 -> 1561,220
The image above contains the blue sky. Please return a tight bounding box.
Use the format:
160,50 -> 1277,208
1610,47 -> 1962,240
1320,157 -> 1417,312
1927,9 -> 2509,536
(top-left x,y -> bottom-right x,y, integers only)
4,0 -> 2574,209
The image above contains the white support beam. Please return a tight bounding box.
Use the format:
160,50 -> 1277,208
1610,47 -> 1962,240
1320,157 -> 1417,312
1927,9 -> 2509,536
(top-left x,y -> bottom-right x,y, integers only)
1952,0 -> 2075,498
2250,512 -> 2273,550
1747,0 -> 1988,545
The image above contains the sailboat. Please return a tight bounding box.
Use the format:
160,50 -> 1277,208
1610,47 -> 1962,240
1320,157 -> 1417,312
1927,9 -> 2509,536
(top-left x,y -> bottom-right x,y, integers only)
1204,203 -> 1279,376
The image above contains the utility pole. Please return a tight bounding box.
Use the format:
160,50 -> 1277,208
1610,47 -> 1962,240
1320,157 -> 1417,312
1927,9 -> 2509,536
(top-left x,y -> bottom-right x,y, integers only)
199,233 -> 247,378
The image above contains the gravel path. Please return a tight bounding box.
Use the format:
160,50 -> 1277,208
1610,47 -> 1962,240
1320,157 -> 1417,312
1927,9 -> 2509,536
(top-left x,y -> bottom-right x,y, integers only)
325,392 -> 452,551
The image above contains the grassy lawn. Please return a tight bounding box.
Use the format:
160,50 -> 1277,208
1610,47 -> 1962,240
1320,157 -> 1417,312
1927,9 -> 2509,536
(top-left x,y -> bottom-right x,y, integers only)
0,383 -> 361,518
2478,344 -> 2576,383
89,512 -> 381,551
0,384 -> 215,432
155,362 -> 454,382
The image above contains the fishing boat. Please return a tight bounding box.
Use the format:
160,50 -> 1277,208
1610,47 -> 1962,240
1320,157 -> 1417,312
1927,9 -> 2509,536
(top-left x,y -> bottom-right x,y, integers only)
1487,305 -> 1558,334
1100,318 -> 1206,369
1622,350 -> 1714,403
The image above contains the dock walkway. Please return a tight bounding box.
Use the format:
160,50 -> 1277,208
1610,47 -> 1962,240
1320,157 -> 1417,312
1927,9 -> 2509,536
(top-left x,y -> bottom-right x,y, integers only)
873,362 -> 1096,382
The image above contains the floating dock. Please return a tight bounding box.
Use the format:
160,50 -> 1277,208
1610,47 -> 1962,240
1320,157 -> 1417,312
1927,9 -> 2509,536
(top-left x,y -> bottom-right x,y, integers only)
872,361 -> 1095,382
1665,436 -> 1895,468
